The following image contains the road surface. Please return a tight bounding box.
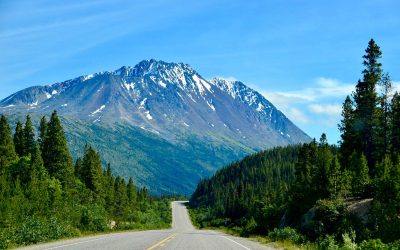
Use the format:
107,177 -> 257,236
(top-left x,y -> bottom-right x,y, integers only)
17,201 -> 275,250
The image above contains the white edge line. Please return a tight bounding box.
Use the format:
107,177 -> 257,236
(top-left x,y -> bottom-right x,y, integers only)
45,235 -> 117,249
221,236 -> 251,250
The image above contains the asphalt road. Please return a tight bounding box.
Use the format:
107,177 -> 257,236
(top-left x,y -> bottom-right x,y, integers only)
16,201 -> 275,250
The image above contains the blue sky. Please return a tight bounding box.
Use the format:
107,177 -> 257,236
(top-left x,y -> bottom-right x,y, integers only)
1,0 -> 399,144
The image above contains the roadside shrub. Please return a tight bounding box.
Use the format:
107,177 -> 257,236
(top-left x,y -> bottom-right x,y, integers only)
0,229 -> 10,250
388,240 -> 400,249
317,235 -> 339,250
341,231 -> 357,250
268,227 -> 305,244
358,239 -> 387,250
11,216 -> 79,245
79,205 -> 107,231
240,217 -> 257,237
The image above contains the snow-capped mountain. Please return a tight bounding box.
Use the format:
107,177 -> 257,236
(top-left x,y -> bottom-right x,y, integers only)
0,59 -> 309,148
0,59 -> 310,194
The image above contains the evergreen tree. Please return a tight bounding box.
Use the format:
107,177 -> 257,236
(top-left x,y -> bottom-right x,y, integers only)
24,115 -> 36,156
42,111 -> 74,185
114,176 -> 128,218
328,156 -> 340,198
127,177 -> 137,206
314,134 -> 332,198
391,92 -> 400,154
74,157 -> 83,179
0,115 -> 17,170
339,96 -> 355,168
104,163 -> 115,215
13,121 -> 25,157
80,145 -> 104,199
31,144 -> 47,179
352,39 -> 382,172
351,153 -> 370,196
38,116 -> 47,153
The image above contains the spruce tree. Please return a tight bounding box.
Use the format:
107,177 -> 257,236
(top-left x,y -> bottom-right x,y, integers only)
391,92 -> 400,154
38,116 -> 47,153
24,115 -> 36,156
80,145 -> 104,198
352,39 -> 382,173
42,111 -> 74,185
31,144 -> 47,179
13,121 -> 25,157
127,177 -> 137,206
114,176 -> 128,218
104,163 -> 115,215
0,115 -> 17,170
328,156 -> 341,198
339,96 -> 355,168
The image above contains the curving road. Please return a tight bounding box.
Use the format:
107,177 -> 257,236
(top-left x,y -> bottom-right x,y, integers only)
17,201 -> 274,250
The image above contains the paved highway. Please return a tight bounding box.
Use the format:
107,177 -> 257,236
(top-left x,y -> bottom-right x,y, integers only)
17,201 -> 274,250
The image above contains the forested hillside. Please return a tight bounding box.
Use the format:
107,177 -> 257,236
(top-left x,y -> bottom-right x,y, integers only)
190,39 -> 400,248
0,111 -> 171,249
190,145 -> 301,233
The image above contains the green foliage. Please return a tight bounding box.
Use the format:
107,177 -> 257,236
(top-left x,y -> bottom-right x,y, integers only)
268,227 -> 306,244
317,235 -> 339,250
42,111 -> 74,185
13,121 -> 24,157
358,239 -> 387,250
0,115 -> 17,170
23,115 -> 36,156
0,113 -> 171,248
190,145 -> 300,230
240,217 -> 257,237
341,231 -> 357,250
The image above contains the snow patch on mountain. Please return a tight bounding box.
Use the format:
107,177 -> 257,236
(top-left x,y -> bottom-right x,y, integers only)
90,105 -> 106,116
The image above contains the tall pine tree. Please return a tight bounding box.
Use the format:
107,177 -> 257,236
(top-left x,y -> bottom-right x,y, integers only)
339,96 -> 355,168
24,115 -> 36,156
0,115 -> 17,170
352,39 -> 382,174
42,111 -> 74,185
391,92 -> 400,154
13,121 -> 25,157
38,116 -> 47,154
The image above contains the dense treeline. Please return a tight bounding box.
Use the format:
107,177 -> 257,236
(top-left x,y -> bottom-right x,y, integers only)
190,39 -> 400,248
0,111 -> 171,249
190,145 -> 301,234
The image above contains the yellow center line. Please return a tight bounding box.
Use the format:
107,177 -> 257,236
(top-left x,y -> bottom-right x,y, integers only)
146,233 -> 176,250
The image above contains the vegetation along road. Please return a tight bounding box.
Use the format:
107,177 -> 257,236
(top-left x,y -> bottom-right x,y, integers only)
16,201 -> 274,250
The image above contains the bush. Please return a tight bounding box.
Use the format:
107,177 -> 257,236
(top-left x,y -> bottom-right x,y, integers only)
11,216 -> 80,246
79,205 -> 107,231
0,229 -> 10,250
341,231 -> 357,250
240,217 -> 257,237
317,235 -> 339,250
388,240 -> 400,250
358,239 -> 387,250
268,227 -> 306,244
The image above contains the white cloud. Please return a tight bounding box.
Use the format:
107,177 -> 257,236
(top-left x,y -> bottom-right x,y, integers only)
285,107 -> 310,124
308,104 -> 342,116
392,81 -> 400,93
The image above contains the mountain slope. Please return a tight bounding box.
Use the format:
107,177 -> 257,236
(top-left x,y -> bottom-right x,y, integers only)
0,59 -> 310,194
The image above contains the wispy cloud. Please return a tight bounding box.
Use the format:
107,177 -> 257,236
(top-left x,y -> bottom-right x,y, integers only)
285,107 -> 310,124
260,77 -> 352,126
308,104 -> 342,116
